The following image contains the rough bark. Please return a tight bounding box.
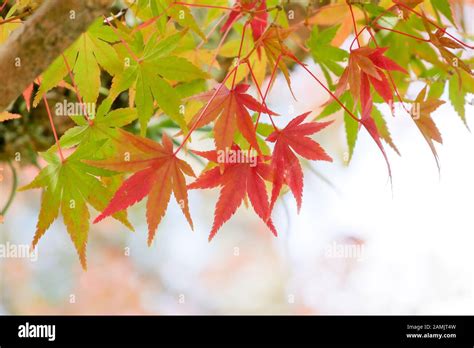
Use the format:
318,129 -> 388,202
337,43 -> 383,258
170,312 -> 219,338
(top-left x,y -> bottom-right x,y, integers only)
0,0 -> 114,111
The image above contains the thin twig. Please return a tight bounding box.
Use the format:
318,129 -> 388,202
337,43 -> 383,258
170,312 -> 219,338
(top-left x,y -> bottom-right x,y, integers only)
0,160 -> 18,216
38,78 -> 65,162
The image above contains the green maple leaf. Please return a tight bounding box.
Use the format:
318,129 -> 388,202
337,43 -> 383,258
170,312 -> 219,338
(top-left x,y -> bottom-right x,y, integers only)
318,92 -> 399,162
372,104 -> 400,156
34,19 -> 122,106
49,106 -> 138,156
102,29 -> 208,135
449,71 -> 474,128
430,0 -> 455,26
19,143 -> 133,269
317,93 -> 358,162
308,25 -> 348,86
143,0 -> 205,39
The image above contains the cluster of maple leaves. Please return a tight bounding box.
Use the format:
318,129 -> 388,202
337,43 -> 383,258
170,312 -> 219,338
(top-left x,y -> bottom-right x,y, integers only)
1,0 -> 472,269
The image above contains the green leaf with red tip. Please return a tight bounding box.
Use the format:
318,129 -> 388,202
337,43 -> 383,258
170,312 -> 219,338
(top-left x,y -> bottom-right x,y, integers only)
18,142 -> 133,269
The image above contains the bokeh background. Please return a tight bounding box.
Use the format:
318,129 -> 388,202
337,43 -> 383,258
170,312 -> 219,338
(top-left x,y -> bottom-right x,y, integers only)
1,3 -> 474,314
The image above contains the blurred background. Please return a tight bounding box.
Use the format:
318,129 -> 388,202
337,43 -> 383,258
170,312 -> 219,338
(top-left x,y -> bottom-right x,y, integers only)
1,1 -> 474,315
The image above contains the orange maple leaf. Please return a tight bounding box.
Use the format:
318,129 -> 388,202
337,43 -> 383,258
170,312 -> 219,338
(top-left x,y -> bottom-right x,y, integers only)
86,130 -> 195,245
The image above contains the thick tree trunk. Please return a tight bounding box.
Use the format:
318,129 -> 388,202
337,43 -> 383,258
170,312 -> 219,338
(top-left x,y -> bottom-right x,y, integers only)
0,0 -> 113,111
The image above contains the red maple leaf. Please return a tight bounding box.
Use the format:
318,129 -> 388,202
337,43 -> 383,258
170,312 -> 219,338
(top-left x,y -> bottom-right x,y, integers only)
86,130 -> 195,245
188,144 -> 277,241
359,70 -> 393,179
221,0 -> 268,43
188,83 -> 277,154
335,46 -> 407,106
266,112 -> 333,214
333,46 -> 406,180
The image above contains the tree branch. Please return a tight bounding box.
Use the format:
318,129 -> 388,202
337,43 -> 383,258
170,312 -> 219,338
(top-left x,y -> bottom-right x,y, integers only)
0,0 -> 114,111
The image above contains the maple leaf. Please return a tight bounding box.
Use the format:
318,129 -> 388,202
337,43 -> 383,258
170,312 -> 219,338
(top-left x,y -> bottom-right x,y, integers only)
0,112 -> 21,122
333,46 -> 407,179
34,19 -> 122,106
101,28 -> 207,135
359,70 -> 393,180
221,0 -> 268,43
0,6 -> 21,44
308,24 -> 349,86
187,83 -> 277,154
317,91 -> 400,163
35,21 -> 205,135
372,104 -> 400,156
151,0 -> 206,39
448,72 -> 472,127
86,130 -> 195,245
50,105 -> 138,157
19,142 -> 133,269
430,0 -> 456,26
411,85 -> 445,169
335,46 -> 407,106
425,24 -> 471,75
258,25 -> 297,95
188,144 -> 277,241
307,1 -> 365,47
266,112 -> 333,214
